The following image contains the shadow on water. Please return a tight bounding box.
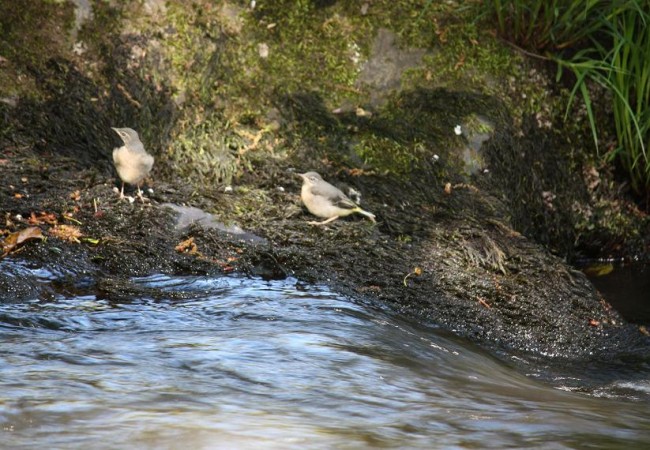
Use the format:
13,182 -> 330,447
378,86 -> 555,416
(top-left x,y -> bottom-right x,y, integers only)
586,262 -> 650,325
1,265 -> 650,448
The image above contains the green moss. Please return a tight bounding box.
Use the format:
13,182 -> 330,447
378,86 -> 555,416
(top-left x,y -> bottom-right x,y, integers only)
167,112 -> 244,185
354,135 -> 422,175
82,0 -> 575,185
236,0 -> 368,112
0,0 -> 74,99
464,113 -> 494,134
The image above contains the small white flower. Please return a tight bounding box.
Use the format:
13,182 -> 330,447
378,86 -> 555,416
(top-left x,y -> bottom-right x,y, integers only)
224,185 -> 234,194
250,0 -> 256,9
454,125 -> 462,135
433,154 -> 440,161
277,186 -> 285,192
72,41 -> 87,56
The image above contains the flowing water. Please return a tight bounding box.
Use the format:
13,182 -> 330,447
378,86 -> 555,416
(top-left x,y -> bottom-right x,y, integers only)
1,265 -> 649,449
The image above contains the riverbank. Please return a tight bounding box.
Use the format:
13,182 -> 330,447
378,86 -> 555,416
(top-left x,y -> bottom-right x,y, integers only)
1,0 -> 649,363
2,140 -> 648,361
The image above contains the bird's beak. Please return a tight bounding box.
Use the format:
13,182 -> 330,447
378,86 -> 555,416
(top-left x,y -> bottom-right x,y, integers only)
297,173 -> 307,180
110,127 -> 118,133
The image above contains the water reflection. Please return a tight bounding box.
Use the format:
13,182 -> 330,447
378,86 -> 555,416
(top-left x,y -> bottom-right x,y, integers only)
1,274 -> 649,449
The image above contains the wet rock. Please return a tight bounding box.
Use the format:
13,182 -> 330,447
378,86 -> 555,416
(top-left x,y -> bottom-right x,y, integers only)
163,203 -> 267,244
358,28 -> 426,106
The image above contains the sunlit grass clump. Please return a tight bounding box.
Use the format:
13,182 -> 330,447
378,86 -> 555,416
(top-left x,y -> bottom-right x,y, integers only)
485,0 -> 650,196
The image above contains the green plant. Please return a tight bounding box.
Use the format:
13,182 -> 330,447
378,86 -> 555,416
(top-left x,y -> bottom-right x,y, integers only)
484,0 -> 650,195
488,0 -> 605,52
560,1 -> 650,193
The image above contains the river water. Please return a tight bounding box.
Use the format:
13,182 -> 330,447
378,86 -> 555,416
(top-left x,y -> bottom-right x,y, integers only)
1,268 -> 649,449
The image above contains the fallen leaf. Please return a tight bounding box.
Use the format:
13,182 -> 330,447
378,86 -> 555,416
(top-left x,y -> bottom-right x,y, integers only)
403,266 -> 423,286
28,211 -> 58,226
589,319 -> 600,327
1,226 -> 44,257
583,263 -> 613,277
49,224 -> 83,243
175,237 -> 198,254
444,182 -> 452,194
70,190 -> 81,201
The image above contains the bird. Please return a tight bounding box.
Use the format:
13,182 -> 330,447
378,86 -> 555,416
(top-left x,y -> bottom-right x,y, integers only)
297,171 -> 376,225
111,127 -> 154,201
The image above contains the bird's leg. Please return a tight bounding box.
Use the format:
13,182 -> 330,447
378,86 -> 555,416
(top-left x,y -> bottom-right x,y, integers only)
136,184 -> 148,203
119,182 -> 126,200
308,216 -> 339,226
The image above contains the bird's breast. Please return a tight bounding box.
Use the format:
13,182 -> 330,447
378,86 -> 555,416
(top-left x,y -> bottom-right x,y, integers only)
112,147 -> 154,185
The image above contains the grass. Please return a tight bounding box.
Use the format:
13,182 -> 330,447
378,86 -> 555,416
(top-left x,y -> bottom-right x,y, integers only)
484,0 -> 650,196
489,0 -> 604,52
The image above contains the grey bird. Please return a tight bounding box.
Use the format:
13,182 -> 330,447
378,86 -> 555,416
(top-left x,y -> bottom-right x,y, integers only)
111,127 -> 154,201
298,171 -> 376,225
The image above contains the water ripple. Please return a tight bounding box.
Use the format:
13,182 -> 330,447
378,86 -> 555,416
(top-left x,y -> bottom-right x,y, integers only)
0,273 -> 649,449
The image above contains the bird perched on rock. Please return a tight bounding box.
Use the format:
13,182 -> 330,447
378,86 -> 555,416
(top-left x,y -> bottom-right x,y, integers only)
298,171 -> 376,225
111,127 -> 154,201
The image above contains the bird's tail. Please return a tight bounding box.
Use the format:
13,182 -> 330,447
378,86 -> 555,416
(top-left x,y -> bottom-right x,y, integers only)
355,208 -> 376,223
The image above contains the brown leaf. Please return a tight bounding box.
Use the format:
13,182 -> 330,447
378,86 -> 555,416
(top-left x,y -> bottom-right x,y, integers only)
49,224 -> 83,243
2,226 -> 44,257
28,211 -> 58,226
175,237 -> 198,254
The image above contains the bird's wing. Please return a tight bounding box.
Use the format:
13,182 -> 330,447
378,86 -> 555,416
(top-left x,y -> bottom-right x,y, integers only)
310,184 -> 358,210
137,153 -> 154,173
